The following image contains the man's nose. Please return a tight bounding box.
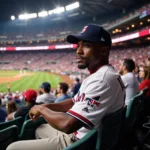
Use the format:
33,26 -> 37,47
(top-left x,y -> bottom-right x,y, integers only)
76,45 -> 83,54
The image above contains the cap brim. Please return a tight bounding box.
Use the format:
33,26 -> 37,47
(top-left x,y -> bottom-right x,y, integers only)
67,34 -> 96,44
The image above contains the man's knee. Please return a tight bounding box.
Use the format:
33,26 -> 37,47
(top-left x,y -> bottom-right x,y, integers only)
7,142 -> 20,150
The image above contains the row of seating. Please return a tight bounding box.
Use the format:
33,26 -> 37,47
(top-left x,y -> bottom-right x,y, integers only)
0,87 -> 149,150
0,117 -> 46,150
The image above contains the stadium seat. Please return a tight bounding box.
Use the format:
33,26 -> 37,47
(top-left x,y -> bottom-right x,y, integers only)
140,87 -> 150,117
124,92 -> 142,132
96,107 -> 125,150
64,129 -> 98,150
117,92 -> 142,149
24,113 -> 30,121
0,116 -> 23,133
19,117 -> 47,140
0,125 -> 18,150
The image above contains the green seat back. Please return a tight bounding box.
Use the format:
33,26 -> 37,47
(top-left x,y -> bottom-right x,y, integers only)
125,92 -> 142,131
64,129 -> 98,150
0,125 -> 18,150
19,117 -> 47,140
97,107 -> 125,150
141,86 -> 149,101
24,113 -> 30,122
0,117 -> 23,133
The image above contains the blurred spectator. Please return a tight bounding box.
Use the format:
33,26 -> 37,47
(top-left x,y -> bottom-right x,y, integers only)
36,82 -> 56,104
7,83 -> 11,93
0,98 -> 7,122
7,89 -> 37,120
145,57 -> 150,66
71,78 -> 81,97
120,59 -> 139,105
55,82 -> 71,103
139,66 -> 150,97
134,64 -> 142,84
6,100 -> 17,115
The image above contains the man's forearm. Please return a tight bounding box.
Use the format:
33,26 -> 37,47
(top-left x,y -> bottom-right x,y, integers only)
42,99 -> 74,112
39,106 -> 83,134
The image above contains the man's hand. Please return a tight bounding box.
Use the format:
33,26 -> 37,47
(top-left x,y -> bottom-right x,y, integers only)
29,105 -> 45,121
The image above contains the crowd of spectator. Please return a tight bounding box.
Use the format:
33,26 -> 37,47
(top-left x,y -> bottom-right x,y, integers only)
0,78 -> 81,123
0,46 -> 149,75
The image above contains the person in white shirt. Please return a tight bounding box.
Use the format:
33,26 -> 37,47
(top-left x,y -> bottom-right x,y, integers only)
36,82 -> 56,104
120,59 -> 139,105
7,24 -> 125,150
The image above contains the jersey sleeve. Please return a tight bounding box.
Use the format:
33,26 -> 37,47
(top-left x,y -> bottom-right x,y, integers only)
66,80 -> 114,129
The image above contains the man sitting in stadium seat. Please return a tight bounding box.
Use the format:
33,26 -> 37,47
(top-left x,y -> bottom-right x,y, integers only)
71,77 -> 81,97
0,98 -> 7,122
7,24 -> 125,150
7,89 -> 37,120
36,82 -> 56,104
55,82 -> 71,103
119,59 -> 139,105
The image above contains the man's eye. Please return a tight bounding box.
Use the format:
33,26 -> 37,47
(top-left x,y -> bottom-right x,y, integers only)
76,45 -> 80,49
83,43 -> 90,48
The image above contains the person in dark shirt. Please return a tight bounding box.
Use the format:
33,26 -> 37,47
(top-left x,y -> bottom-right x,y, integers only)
71,78 -> 81,97
7,89 -> 37,120
0,98 -> 7,122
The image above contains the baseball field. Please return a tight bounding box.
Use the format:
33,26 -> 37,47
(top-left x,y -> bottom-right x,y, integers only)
0,70 -> 72,92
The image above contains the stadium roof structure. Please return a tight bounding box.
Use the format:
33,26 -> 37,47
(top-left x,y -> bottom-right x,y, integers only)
0,0 -> 149,21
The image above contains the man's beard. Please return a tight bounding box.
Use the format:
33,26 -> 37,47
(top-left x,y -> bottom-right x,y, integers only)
78,64 -> 88,69
119,70 -> 123,75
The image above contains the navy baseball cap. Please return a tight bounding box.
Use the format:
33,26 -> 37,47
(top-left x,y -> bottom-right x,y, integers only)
40,82 -> 51,90
67,24 -> 112,47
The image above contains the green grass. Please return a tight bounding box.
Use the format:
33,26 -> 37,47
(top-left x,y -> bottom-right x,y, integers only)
0,71 -> 62,92
0,70 -> 19,77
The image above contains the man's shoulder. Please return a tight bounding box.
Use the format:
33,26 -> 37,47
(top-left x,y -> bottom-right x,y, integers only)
94,65 -> 118,81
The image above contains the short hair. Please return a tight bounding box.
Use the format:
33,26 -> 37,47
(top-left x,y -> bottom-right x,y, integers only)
44,87 -> 50,93
75,78 -> 80,82
143,66 -> 150,80
123,59 -> 135,72
59,82 -> 69,94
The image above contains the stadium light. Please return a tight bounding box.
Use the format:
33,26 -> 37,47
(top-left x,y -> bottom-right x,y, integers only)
115,29 -> 119,32
66,2 -> 80,11
131,24 -> 135,28
53,7 -> 65,14
11,15 -> 15,20
140,22 -> 143,25
48,10 -> 54,15
19,13 -> 37,20
38,11 -> 48,17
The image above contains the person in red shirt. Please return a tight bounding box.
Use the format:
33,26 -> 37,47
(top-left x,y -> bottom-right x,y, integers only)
139,66 -> 150,97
